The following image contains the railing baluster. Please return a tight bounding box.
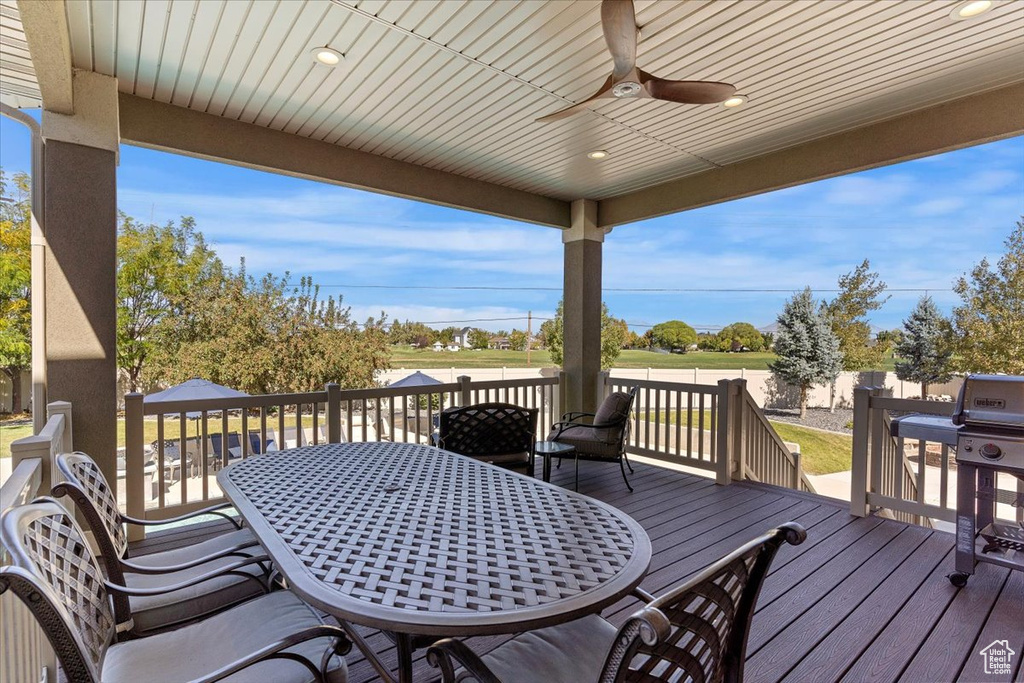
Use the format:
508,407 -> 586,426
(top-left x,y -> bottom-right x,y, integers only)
201,412 -> 209,500
179,413 -> 188,506
221,412 -> 230,471
157,416 -> 165,509
698,392 -> 706,460
940,444 -> 950,510
242,409 -> 250,455
311,404 -> 319,445
654,388 -> 661,453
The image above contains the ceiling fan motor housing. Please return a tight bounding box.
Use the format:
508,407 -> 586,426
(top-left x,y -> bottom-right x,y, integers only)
612,81 -> 643,98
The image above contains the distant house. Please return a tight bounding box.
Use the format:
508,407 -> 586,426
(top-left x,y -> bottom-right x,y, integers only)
489,336 -> 511,350
446,343 -> 461,352
431,341 -> 443,352
453,327 -> 473,348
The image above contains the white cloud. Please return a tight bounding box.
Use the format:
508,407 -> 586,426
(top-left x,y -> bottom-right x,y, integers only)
910,197 -> 967,216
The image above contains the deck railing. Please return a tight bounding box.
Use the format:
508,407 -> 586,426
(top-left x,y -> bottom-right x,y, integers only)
604,376 -> 811,492
851,387 -> 947,527
124,374 -> 561,536
2,403 -> 70,683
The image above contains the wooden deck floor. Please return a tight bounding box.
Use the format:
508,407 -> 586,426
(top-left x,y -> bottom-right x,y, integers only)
133,458 -> 1024,683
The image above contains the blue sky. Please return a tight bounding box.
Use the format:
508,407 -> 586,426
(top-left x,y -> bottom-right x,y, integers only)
2,113 -> 1021,333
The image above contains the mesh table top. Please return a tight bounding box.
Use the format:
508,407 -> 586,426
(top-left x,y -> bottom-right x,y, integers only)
218,442 -> 650,636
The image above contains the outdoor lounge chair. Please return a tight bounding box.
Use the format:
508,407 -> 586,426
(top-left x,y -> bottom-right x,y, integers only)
437,403 -> 538,475
0,499 -> 350,683
548,386 -> 638,491
427,522 -> 807,683
53,451 -> 268,636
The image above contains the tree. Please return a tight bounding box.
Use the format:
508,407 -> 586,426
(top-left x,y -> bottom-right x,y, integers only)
506,329 -> 526,351
150,265 -> 390,393
875,329 -> 903,359
542,300 -> 627,369
0,170 -> 31,413
436,326 -> 457,346
468,328 -> 490,350
951,220 -> 1024,374
823,260 -> 889,370
714,322 -> 765,352
769,288 -> 843,419
117,213 -> 221,392
622,329 -> 642,349
651,320 -> 697,353
895,296 -> 954,398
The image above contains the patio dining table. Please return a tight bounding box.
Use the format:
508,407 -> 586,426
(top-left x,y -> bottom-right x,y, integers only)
217,441 -> 651,683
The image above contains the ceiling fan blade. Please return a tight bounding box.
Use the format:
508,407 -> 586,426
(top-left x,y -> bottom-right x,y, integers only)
602,0 -> 638,79
644,77 -> 736,104
536,75 -> 615,122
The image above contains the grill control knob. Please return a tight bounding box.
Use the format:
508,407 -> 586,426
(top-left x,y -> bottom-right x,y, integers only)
979,443 -> 1002,460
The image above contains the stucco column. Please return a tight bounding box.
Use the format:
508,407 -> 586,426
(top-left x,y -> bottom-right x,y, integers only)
562,199 -> 606,414
41,70 -> 119,486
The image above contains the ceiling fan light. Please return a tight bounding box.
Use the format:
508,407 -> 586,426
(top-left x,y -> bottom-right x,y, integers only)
612,81 -> 643,98
587,150 -> 609,160
951,0 -> 993,19
312,46 -> 343,66
722,95 -> 748,108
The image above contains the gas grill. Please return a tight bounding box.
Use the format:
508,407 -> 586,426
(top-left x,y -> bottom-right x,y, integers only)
951,374 -> 1024,586
891,374 -> 1024,587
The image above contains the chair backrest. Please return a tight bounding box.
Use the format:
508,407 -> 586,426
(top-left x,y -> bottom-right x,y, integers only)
0,499 -> 115,683
53,452 -> 128,561
601,522 -> 806,683
438,403 -> 538,457
592,386 -> 638,445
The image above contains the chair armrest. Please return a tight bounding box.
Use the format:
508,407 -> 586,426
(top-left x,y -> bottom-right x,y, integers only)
121,502 -> 243,530
427,639 -> 503,683
559,411 -> 595,422
105,555 -> 272,597
119,540 -> 259,574
192,624 -> 352,683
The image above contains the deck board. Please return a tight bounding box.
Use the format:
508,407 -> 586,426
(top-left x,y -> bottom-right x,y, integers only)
129,457 -> 1023,683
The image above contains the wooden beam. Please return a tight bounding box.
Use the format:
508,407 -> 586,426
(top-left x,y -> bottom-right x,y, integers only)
598,82 -> 1024,228
16,0 -> 73,114
118,94 -> 570,229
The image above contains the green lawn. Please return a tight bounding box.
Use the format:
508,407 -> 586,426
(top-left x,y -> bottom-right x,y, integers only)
389,346 -> 895,372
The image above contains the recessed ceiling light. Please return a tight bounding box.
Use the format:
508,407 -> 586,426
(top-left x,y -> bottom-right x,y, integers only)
587,150 -> 609,160
950,0 -> 993,19
722,94 -> 748,109
311,46 -> 343,66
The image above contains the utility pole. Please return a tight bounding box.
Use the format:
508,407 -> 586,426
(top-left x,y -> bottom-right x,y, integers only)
526,311 -> 532,367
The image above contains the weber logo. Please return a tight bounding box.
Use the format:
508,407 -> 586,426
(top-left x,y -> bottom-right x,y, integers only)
973,397 -> 1005,409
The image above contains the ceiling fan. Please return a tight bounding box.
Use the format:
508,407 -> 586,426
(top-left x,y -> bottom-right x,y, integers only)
538,0 -> 736,122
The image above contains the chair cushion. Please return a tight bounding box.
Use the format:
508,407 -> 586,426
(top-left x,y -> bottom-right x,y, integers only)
103,591 -> 347,683
594,391 -> 633,426
127,527 -> 259,568
547,425 -> 622,457
456,614 -> 617,683
125,550 -> 269,634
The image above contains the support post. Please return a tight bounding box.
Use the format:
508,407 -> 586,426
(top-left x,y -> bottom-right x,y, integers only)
40,70 -> 120,488
731,379 -> 747,481
562,199 -> 605,415
715,379 -> 732,485
124,392 -> 145,541
326,383 -> 341,443
458,375 -> 472,407
850,385 -> 872,517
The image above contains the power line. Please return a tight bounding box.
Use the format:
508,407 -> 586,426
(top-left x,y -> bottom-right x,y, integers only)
299,283 -> 952,293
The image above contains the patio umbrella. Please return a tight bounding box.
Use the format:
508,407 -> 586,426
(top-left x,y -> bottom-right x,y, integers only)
144,379 -> 249,447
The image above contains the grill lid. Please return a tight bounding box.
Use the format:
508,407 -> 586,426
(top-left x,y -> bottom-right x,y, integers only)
952,374 -> 1024,430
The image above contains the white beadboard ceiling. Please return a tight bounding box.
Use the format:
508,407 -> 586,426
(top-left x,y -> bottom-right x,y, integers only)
6,0 -> 1024,201
0,0 -> 40,108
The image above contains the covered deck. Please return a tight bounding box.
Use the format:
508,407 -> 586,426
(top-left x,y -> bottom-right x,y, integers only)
134,457 -> 1022,683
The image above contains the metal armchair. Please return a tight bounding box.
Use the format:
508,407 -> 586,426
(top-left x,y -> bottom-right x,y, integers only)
53,451 -> 268,636
548,386 -> 638,491
438,403 -> 539,475
0,499 -> 350,683
428,522 -> 807,683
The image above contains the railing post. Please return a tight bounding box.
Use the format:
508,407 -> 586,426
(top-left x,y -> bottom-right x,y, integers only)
731,379 -> 746,481
458,375 -> 472,407
850,386 -> 873,517
792,449 -> 802,490
326,383 -> 341,443
715,379 -> 732,485
9,436 -> 53,493
46,401 -> 73,453
125,392 -> 146,542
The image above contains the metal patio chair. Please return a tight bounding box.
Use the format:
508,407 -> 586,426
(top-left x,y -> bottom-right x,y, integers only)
428,522 -> 807,683
548,386 -> 638,491
0,499 -> 350,683
438,403 -> 539,475
53,451 -> 268,636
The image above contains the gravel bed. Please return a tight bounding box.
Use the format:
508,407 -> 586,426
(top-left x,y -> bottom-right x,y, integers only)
763,407 -> 854,434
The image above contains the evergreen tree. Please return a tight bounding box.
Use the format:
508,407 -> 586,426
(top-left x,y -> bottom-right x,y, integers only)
895,296 -> 953,398
769,288 -> 843,418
